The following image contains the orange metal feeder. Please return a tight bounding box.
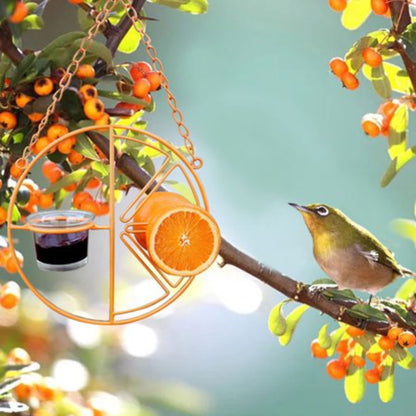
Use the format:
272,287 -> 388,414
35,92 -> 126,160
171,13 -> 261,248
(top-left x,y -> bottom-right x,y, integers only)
5,0 -> 217,325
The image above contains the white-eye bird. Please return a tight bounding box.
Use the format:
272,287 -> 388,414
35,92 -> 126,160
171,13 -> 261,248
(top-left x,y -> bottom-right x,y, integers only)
290,203 -> 415,296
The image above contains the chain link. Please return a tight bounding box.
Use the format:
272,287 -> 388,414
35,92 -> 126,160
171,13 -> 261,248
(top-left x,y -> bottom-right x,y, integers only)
16,0 -> 119,169
119,0 -> 203,169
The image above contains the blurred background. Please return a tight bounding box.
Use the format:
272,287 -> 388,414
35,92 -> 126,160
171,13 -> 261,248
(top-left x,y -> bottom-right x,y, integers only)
9,0 -> 416,414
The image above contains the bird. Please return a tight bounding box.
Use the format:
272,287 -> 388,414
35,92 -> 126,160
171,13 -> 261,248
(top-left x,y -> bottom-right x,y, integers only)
289,203 -> 415,298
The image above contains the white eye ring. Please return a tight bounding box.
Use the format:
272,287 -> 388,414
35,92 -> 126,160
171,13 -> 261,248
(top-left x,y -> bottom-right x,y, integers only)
316,206 -> 329,216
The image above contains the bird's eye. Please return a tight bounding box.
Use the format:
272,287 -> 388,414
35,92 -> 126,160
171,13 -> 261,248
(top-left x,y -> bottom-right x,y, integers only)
315,206 -> 329,217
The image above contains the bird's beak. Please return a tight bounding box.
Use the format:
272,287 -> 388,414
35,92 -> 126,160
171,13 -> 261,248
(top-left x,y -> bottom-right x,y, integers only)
288,203 -> 311,213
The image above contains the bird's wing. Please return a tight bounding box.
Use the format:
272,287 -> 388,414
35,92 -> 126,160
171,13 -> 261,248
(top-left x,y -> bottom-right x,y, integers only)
355,243 -> 403,275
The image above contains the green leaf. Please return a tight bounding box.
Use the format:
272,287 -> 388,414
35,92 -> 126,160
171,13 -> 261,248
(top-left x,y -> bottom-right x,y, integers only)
165,180 -> 196,203
383,63 -> 413,94
318,324 -> 332,349
388,345 -> 407,363
9,53 -> 37,87
348,304 -> 388,322
322,288 -> 357,301
74,134 -> 100,161
327,326 -> 346,356
73,39 -> 112,66
45,170 -> 87,194
149,0 -> 208,14
341,0 -> 371,31
397,349 -> 416,370
381,146 -> 416,187
387,103 -> 408,160
379,360 -> 394,403
278,305 -> 309,346
369,65 -> 392,98
401,23 -> 416,62
394,276 -> 416,300
91,161 -> 110,180
77,8 -> 94,32
344,344 -> 365,403
118,25 -> 142,54
59,90 -> 84,121
355,332 -> 376,350
40,31 -> 86,59
268,300 -> 289,337
21,14 -> 44,30
97,90 -> 148,106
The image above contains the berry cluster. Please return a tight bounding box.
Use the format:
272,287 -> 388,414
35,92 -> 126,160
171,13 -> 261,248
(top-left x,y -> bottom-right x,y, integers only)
329,0 -> 390,16
311,325 -> 416,385
361,99 -> 399,138
0,280 -> 21,308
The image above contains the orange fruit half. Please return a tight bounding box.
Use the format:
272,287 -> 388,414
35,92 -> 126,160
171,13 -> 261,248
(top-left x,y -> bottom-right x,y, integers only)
146,204 -> 221,276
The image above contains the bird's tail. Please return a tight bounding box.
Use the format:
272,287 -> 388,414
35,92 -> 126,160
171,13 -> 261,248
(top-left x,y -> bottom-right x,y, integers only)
401,266 -> 416,277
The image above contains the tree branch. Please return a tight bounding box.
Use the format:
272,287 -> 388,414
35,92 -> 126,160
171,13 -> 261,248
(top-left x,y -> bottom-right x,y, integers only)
87,130 -> 416,336
0,21 -> 24,65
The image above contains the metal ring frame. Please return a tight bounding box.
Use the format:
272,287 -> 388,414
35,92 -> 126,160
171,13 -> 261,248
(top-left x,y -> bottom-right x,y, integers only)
7,125 -> 209,325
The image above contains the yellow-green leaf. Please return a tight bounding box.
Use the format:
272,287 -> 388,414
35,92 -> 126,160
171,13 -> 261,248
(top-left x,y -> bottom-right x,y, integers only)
383,62 -> 413,94
327,326 -> 346,356
344,344 -> 365,403
381,147 -> 416,187
118,24 -> 143,54
278,305 -> 309,346
397,349 -> 416,370
341,0 -> 371,30
268,301 -> 288,336
149,0 -> 208,14
318,324 -> 331,349
387,104 -> 408,160
394,275 -> 416,300
379,359 -> 395,403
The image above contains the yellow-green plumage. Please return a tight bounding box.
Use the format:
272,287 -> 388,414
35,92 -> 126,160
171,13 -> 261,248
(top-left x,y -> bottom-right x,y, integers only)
291,203 -> 414,295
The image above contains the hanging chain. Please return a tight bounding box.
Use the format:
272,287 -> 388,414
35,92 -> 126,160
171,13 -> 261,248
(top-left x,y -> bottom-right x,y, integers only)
119,0 -> 203,170
16,0 -> 119,169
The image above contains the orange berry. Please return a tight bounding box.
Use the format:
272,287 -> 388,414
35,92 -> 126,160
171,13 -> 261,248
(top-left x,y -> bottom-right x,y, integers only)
15,93 -> 33,109
328,0 -> 347,12
57,137 -> 76,154
329,58 -> 348,77
366,351 -> 382,363
9,1 -> 28,24
326,359 -> 347,380
378,99 -> 399,120
47,124 -> 69,140
133,78 -> 151,99
73,191 -> 92,209
94,112 -> 110,129
8,347 -> 30,364
371,0 -> 388,15
398,331 -> 416,348
387,327 -> 404,341
32,136 -> 50,155
28,112 -> 44,123
311,339 -> 328,359
364,368 -> 381,384
86,177 -> 100,189
79,84 -> 98,101
34,77 -> 54,96
0,207 -> 7,225
362,47 -> 382,68
361,114 -> 383,137
76,64 -> 95,80
352,355 -> 366,368
37,377 -> 57,401
115,101 -> 141,116
0,281 -> 20,306
80,199 -> 99,215
146,71 -> 161,91
64,183 -> 77,192
0,111 -> 17,130
41,161 -> 62,183
68,0 -> 84,4
336,339 -> 349,354
68,150 -> 84,165
10,163 -> 24,180
341,72 -> 359,90
346,326 -> 365,337
378,335 -> 395,350
84,98 -> 105,120
14,381 -> 33,400
97,202 -> 110,216
38,193 -> 54,209
130,61 -> 152,81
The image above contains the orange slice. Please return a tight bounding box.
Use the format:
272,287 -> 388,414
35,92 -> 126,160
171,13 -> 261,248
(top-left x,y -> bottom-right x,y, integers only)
133,192 -> 190,248
146,204 -> 221,276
